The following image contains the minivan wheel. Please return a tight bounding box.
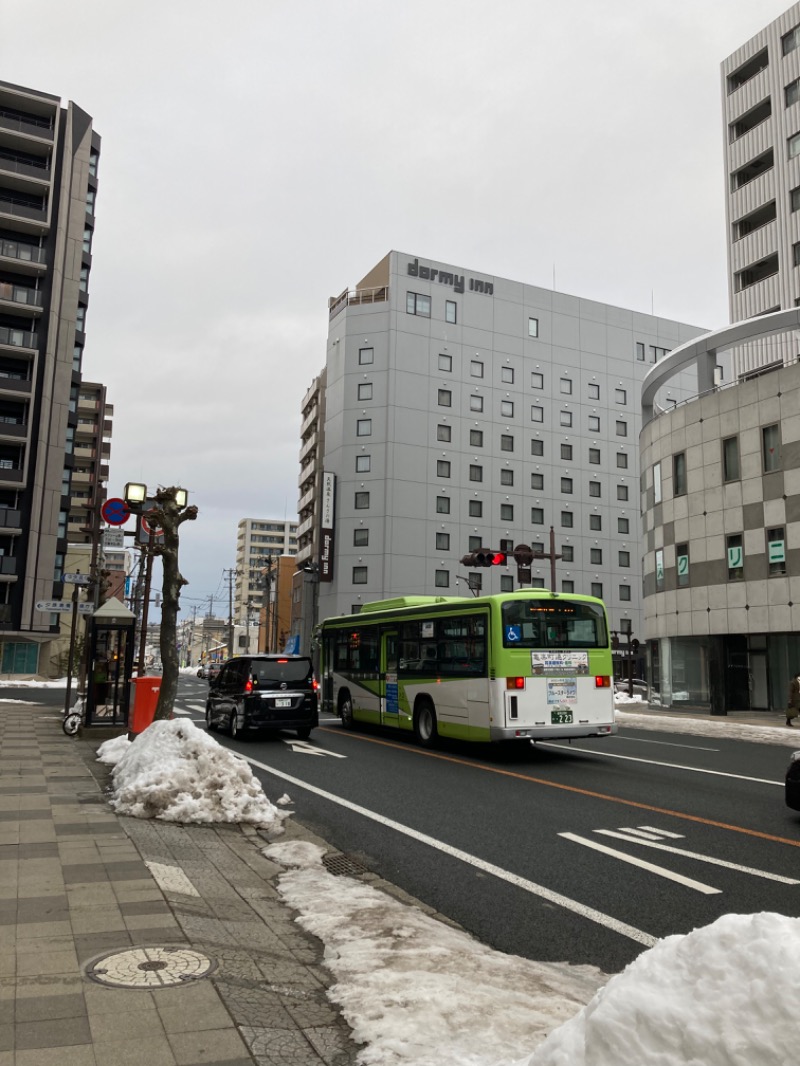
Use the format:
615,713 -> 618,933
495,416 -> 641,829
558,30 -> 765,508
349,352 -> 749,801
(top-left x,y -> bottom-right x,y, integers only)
340,694 -> 354,730
296,727 -> 312,740
413,700 -> 438,748
205,705 -> 216,732
229,712 -> 240,739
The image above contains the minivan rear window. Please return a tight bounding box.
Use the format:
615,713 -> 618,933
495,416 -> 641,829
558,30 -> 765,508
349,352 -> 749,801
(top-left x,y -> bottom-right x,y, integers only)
251,659 -> 312,685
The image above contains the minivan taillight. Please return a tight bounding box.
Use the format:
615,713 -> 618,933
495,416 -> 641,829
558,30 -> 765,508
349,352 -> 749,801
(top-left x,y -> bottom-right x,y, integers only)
312,678 -> 319,692
244,678 -> 253,694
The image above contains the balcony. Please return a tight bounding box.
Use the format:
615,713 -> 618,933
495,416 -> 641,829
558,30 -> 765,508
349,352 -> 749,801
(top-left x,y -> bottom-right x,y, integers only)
0,238 -> 46,274
0,556 -> 18,577
0,192 -> 47,225
0,107 -> 55,142
299,430 -> 318,464
328,284 -> 388,320
0,149 -> 51,185
0,508 -> 22,530
0,326 -> 37,352
0,420 -> 27,440
0,282 -> 42,315
0,466 -> 24,484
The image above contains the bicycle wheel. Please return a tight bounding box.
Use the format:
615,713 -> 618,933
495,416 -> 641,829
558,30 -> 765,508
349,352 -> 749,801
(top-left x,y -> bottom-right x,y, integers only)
62,713 -> 82,737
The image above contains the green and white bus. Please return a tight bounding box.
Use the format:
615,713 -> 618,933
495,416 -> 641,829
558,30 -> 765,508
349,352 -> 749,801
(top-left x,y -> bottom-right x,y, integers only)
319,591 -> 616,747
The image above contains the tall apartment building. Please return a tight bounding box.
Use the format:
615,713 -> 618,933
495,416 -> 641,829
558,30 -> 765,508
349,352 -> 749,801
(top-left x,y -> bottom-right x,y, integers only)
722,2 -> 800,371
69,380 -> 111,543
234,517 -> 297,624
312,251 -> 706,641
0,79 -> 101,674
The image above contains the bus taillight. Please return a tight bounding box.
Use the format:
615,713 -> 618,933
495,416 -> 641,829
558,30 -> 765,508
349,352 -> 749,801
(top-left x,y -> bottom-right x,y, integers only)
595,675 -> 611,688
506,677 -> 525,689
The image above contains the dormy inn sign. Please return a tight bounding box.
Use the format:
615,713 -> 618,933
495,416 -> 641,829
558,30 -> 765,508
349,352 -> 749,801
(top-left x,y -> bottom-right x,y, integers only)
406,258 -> 494,296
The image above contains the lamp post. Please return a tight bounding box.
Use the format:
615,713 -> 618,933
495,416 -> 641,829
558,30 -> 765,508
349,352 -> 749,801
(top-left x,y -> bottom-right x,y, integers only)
124,483 -> 197,721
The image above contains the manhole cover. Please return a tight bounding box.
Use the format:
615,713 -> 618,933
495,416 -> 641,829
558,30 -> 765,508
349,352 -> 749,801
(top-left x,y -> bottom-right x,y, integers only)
85,946 -> 217,988
322,852 -> 371,877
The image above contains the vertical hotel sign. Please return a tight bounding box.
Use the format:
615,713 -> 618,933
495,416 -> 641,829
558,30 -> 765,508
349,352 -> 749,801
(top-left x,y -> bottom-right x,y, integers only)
319,472 -> 336,582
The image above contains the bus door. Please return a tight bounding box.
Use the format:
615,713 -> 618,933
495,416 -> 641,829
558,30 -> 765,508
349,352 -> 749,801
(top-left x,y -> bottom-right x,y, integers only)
380,630 -> 400,727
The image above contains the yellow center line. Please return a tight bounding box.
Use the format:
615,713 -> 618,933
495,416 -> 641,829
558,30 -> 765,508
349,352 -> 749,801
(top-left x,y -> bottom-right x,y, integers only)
318,726 -> 800,849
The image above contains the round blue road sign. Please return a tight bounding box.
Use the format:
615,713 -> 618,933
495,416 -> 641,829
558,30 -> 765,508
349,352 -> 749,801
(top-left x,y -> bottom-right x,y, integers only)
101,497 -> 130,526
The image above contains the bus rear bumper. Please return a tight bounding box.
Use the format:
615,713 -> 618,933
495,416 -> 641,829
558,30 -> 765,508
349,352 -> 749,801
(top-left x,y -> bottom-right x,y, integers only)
490,722 -> 618,741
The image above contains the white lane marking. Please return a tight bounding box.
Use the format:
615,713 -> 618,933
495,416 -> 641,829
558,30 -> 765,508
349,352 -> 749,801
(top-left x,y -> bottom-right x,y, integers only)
614,828 -> 667,840
171,709 -> 192,716
613,736 -> 719,752
283,740 -> 347,758
560,833 -> 721,895
537,743 -> 781,786
638,826 -> 684,838
243,755 -> 656,947
595,830 -> 800,885
144,861 -> 199,896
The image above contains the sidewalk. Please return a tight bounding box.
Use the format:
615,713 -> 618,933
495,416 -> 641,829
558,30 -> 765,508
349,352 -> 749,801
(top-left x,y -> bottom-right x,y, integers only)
0,700 -> 362,1066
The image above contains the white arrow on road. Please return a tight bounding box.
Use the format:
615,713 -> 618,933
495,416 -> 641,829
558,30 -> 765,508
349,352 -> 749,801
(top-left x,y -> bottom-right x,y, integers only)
282,739 -> 347,757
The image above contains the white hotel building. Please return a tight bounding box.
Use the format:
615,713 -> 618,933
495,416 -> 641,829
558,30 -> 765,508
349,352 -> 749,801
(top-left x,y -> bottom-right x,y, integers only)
311,251 -> 706,646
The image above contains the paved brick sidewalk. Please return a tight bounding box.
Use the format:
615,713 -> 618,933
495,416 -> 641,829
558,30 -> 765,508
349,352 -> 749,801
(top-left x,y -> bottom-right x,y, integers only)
0,701 -> 359,1066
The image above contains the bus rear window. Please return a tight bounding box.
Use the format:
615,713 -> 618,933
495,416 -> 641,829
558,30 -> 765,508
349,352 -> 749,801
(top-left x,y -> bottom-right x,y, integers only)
501,599 -> 607,649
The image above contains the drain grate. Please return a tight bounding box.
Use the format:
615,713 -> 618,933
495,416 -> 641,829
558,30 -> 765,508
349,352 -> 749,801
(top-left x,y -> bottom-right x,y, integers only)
322,852 -> 372,878
85,946 -> 217,988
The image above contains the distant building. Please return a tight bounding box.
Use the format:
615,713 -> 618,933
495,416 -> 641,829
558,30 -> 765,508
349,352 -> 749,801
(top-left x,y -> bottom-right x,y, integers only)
234,517 -> 297,624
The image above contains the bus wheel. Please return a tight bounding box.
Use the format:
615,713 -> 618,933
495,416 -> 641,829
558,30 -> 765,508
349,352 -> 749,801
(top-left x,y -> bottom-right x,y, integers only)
340,694 -> 355,730
413,701 -> 438,748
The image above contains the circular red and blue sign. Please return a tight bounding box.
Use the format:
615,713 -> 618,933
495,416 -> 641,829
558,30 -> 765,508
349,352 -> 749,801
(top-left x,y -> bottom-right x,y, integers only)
101,498 -> 130,526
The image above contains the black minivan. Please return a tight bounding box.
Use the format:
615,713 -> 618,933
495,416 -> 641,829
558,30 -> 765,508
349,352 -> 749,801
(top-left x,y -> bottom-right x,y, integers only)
205,654 -> 318,740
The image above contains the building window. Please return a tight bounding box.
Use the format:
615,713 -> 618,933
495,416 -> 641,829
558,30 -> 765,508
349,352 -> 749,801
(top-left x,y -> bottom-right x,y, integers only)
591,583 -> 603,599
767,527 -> 786,575
676,543 -> 689,586
407,292 -> 431,317
469,465 -> 483,482
470,395 -> 484,412
437,460 -> 451,478
355,491 -> 370,509
792,186 -> 800,212
500,400 -> 514,418
561,477 -> 573,494
673,452 -> 687,495
791,79 -> 800,108
723,436 -> 740,481
528,317 -> 539,337
560,411 -> 573,428
531,438 -> 543,456
531,405 -> 544,423
650,345 -> 669,361
616,420 -> 627,437
436,532 -> 450,551
590,548 -> 603,565
589,481 -> 601,497
500,469 -> 514,486
467,573 -> 483,592
438,353 -> 452,371
615,388 -> 627,405
653,461 -> 662,503
356,418 -> 372,436
636,342 -> 645,361
655,548 -> 665,591
560,378 -> 573,396
531,372 -> 543,389
468,535 -> 482,551
727,533 -> 744,580
589,416 -> 600,432
531,507 -> 544,524
469,499 -> 483,517
438,389 -> 452,407
501,434 -> 514,452
354,528 -> 369,546
617,453 -> 628,469
617,484 -> 629,501
83,226 -> 93,253
359,347 -> 374,365
589,383 -> 600,400
561,545 -> 574,562
437,424 -> 452,442
589,515 -> 602,531
561,510 -> 573,528
435,570 -> 450,588
445,300 -> 457,324
619,585 -> 631,601
500,504 -> 514,521
531,473 -> 544,490
470,429 -> 484,447
502,367 -> 514,384
356,454 -> 371,472
436,496 -> 450,514
561,580 -> 574,593
561,443 -> 573,460
358,383 -> 372,401
762,423 -> 781,471
618,517 -> 630,533
353,566 -> 368,584
501,575 -> 514,592
471,361 -> 484,378
619,551 -> 630,567
784,24 -> 800,55
589,447 -> 601,465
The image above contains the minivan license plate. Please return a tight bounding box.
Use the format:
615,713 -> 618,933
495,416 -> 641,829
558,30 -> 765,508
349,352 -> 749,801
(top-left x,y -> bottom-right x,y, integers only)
275,698 -> 292,708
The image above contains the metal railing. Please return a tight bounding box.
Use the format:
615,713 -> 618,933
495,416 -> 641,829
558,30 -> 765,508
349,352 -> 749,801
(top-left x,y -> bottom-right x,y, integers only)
328,285 -> 388,319
0,238 -> 45,265
0,326 -> 37,350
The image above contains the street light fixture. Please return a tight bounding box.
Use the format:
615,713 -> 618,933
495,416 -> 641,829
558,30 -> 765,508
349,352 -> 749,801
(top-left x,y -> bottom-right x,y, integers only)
124,482 -> 147,506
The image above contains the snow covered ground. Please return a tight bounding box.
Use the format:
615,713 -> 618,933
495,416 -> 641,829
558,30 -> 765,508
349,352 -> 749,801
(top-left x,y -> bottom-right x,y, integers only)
95,717 -> 800,1066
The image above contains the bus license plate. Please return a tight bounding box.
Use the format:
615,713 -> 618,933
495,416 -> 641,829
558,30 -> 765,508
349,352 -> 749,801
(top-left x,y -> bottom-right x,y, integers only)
275,698 -> 292,708
551,709 -> 573,724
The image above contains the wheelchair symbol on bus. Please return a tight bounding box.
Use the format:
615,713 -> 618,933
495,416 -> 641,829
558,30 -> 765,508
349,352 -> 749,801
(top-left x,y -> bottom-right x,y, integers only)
505,625 -> 522,642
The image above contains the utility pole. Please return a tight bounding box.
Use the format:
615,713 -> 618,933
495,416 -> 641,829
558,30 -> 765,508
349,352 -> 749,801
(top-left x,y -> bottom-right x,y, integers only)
224,567 -> 237,656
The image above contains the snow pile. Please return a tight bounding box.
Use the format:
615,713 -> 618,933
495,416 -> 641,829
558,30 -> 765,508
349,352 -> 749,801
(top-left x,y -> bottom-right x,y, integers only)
97,718 -> 287,830
616,709 -> 800,747
264,840 -> 604,1066
526,912 -> 800,1066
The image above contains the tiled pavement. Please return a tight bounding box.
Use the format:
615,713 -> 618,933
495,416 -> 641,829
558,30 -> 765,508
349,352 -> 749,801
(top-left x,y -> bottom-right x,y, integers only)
0,702 -> 361,1066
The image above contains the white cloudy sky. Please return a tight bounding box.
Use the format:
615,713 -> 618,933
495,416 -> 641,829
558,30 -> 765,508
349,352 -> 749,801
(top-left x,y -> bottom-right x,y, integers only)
1,0 -> 791,612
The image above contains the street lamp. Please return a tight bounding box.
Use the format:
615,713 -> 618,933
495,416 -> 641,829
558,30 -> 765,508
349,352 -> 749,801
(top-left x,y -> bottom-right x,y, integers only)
123,483 -> 198,721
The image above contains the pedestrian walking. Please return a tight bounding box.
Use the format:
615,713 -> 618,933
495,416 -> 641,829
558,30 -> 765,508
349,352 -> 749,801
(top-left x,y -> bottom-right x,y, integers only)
787,671 -> 800,727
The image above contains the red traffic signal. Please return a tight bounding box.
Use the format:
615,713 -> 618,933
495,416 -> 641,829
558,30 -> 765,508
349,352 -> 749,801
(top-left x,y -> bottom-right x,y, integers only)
460,550 -> 508,567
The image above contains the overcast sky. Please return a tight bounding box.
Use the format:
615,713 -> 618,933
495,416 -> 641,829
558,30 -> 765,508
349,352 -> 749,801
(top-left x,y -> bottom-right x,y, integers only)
2,0 -> 791,617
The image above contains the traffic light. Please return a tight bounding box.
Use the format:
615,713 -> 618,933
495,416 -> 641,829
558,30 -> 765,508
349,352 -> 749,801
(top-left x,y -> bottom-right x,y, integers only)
460,550 -> 508,567
512,544 -> 534,567
630,638 -> 640,653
